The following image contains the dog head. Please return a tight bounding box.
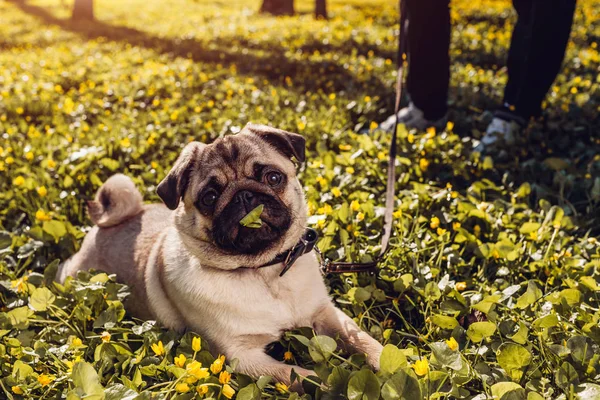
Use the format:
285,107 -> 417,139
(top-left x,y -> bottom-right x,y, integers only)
157,123 -> 307,270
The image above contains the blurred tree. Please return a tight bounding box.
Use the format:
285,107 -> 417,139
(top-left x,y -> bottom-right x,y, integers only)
72,0 -> 94,20
315,0 -> 327,19
260,0 -> 294,15
260,0 -> 327,18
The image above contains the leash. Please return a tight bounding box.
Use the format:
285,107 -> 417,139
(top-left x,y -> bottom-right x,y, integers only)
320,0 -> 408,274
248,0 -> 408,277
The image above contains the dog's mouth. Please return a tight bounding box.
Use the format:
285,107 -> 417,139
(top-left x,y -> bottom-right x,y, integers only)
211,191 -> 292,255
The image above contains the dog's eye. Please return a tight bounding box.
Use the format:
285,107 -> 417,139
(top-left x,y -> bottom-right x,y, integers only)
265,171 -> 283,187
202,190 -> 219,206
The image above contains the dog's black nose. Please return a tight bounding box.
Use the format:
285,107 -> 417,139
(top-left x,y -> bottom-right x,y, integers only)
235,190 -> 254,205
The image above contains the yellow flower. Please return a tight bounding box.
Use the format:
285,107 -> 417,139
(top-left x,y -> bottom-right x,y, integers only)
120,137 -> 131,148
187,360 -> 210,380
338,144 -> 352,151
419,158 -> 429,171
437,227 -> 447,235
38,374 -> 53,387
297,121 -> 306,131
71,337 -> 83,347
446,337 -> 459,351
328,93 -> 336,100
377,151 -> 386,160
426,127 -> 436,138
174,354 -> 186,368
446,121 -> 455,131
283,351 -> 293,361
192,336 -> 202,352
10,276 -> 28,294
407,133 -> 415,143
151,341 -> 165,356
101,331 -> 111,343
210,355 -> 226,374
35,209 -> 52,221
474,225 -> 481,237
317,204 -> 333,215
47,159 -> 56,169
346,166 -> 355,174
25,151 -> 34,161
219,370 -> 231,384
452,222 -> 461,231
12,386 -> 23,395
451,191 -> 458,199
37,186 -> 47,197
430,216 -> 440,229
13,176 -> 25,186
222,383 -> 235,399
331,187 -> 342,197
364,96 -> 371,102
275,382 -> 289,393
412,358 -> 429,376
357,212 -> 365,222
170,111 -> 179,121
16,107 -> 24,115
455,282 -> 467,291
197,385 -> 209,395
350,200 -> 360,212
317,219 -> 326,229
369,121 -> 378,130
175,383 -> 190,393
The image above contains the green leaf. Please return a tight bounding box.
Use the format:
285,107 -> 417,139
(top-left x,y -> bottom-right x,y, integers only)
12,360 -> 34,381
100,158 -> 120,171
0,231 -> 11,250
496,343 -> 531,382
472,294 -> 502,314
430,314 -> 459,330
519,222 -> 540,234
43,220 -> 67,242
308,335 -> 337,363
347,369 -> 380,400
466,321 -> 496,343
379,344 -> 407,375
515,281 -> 542,309
237,383 -> 261,400
576,383 -> 600,400
239,204 -> 264,228
555,361 -> 579,390
490,382 -> 526,400
381,370 -> 421,400
104,384 -> 138,400
30,287 -> 56,311
430,342 -> 463,370
68,362 -> 104,400
532,314 -> 559,330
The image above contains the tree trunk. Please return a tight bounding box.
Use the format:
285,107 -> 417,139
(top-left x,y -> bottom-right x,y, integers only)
72,0 -> 94,20
315,0 -> 327,19
260,0 -> 294,16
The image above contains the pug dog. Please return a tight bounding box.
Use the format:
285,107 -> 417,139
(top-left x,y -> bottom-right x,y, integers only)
57,123 -> 383,389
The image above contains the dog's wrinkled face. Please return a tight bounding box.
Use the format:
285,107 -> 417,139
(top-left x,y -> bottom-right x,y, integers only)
157,124 -> 307,270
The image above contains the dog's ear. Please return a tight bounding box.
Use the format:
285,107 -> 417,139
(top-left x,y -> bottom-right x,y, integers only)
243,123 -> 306,163
157,142 -> 206,210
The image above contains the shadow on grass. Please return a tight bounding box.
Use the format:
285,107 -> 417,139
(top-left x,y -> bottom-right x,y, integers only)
7,0 -> 389,94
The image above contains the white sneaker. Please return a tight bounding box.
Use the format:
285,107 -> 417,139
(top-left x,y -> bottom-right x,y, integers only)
379,102 -> 447,132
474,117 -> 520,153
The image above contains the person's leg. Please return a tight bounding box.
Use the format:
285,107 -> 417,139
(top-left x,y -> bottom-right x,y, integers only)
405,0 -> 451,121
478,0 -> 577,153
502,0 -> 577,120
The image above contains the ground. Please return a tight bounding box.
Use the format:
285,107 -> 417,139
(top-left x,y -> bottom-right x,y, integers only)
0,0 -> 599,399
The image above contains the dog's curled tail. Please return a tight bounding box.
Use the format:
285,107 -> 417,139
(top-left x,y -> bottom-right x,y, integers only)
88,174 -> 143,228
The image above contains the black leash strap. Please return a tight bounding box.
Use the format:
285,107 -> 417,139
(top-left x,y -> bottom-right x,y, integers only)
322,0 -> 408,274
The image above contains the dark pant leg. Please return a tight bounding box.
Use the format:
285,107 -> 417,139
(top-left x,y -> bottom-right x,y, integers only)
405,0 -> 451,121
503,0 -> 577,120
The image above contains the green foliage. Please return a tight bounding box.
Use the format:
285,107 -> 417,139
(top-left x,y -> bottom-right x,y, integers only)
1,0 -> 600,399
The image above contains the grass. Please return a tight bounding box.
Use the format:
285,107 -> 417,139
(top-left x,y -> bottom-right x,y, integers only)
0,0 -> 599,399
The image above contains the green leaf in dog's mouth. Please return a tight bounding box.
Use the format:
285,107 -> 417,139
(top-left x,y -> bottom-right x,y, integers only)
239,204 -> 264,228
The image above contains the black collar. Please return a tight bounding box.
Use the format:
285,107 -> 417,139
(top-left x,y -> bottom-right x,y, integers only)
241,228 -> 318,277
